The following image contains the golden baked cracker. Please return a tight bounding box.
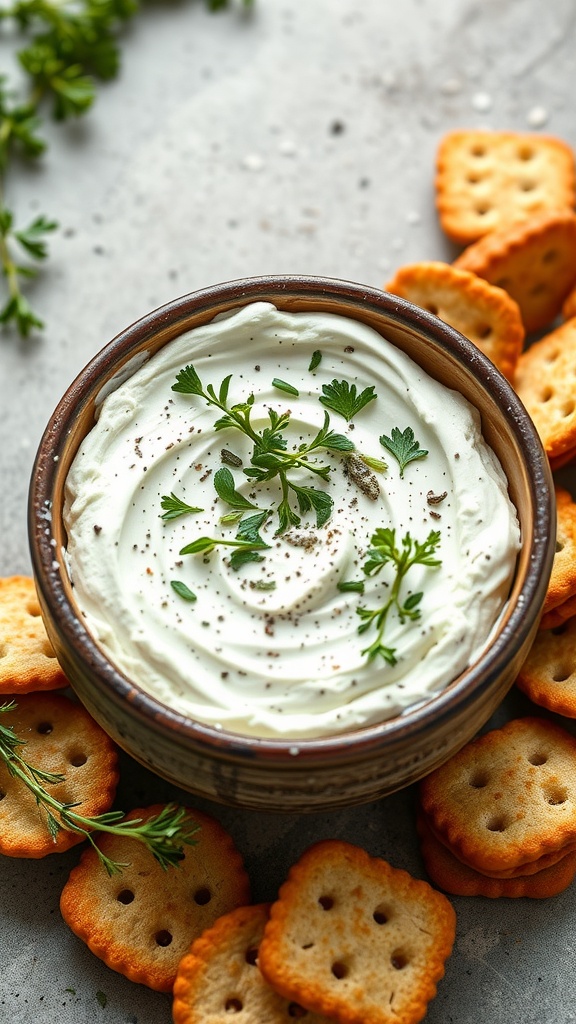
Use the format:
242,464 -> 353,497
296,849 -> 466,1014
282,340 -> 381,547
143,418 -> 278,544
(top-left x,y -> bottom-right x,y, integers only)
516,617 -> 576,717
436,130 -> 576,245
0,691 -> 118,858
416,810 -> 576,899
542,487 -> 576,615
564,284 -> 576,320
384,261 -> 524,380
258,839 -> 456,1024
0,576 -> 67,692
173,904 -> 332,1024
419,717 -> 576,875
60,805 -> 250,993
453,210 -> 576,333
540,595 -> 576,630
514,318 -> 576,465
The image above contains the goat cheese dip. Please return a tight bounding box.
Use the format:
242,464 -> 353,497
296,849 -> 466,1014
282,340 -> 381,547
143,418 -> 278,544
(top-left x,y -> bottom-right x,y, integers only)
64,302 -> 521,739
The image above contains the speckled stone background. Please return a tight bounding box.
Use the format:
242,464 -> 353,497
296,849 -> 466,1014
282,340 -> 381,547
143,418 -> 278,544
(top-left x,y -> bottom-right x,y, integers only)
2,1 -> 576,1021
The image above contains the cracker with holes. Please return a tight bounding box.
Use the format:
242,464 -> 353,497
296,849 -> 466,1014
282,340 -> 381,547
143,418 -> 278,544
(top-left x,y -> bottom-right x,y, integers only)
60,804 -> 250,992
541,487 -> 576,616
384,261 -> 524,380
516,617 -> 576,717
453,209 -> 576,334
0,691 -> 118,858
0,576 -> 68,692
435,130 -> 576,245
514,318 -> 576,468
416,809 -> 576,899
258,839 -> 456,1024
173,903 -> 332,1024
419,717 -> 576,876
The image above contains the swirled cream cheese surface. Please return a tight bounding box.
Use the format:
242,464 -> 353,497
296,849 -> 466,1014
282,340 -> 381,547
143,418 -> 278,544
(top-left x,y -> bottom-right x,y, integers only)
64,302 -> 520,739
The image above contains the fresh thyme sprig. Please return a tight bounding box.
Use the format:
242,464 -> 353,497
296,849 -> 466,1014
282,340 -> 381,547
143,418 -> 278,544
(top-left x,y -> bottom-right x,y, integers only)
172,364 -> 356,533
356,528 -> 441,663
0,0 -> 254,338
0,700 -> 199,875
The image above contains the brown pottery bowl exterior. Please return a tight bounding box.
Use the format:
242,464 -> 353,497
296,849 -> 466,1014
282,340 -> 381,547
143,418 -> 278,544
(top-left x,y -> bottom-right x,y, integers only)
29,276 -> 555,812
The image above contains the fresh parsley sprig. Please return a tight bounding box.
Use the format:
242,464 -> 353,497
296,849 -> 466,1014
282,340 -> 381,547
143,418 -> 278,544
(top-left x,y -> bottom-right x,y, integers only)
0,0 -> 254,338
380,426 -> 429,477
319,378 -> 377,421
0,701 -> 199,875
356,528 -> 441,663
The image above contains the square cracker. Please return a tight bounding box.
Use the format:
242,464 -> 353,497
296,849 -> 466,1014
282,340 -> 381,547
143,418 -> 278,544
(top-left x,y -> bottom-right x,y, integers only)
258,839 -> 456,1024
419,717 -> 576,875
436,130 -> 576,245
384,260 -> 524,380
0,576 -> 67,692
542,486 -> 576,615
454,209 -> 576,334
173,904 -> 331,1024
516,615 -> 576,718
514,317 -> 576,464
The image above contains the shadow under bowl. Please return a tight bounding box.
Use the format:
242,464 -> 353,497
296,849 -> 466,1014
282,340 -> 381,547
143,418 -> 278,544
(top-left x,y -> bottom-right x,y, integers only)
29,275 -> 555,812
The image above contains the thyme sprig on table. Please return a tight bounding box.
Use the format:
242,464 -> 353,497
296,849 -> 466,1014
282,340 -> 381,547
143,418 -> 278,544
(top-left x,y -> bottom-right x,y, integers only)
0,0 -> 253,338
356,528 -> 442,663
172,364 -> 359,534
0,700 -> 199,875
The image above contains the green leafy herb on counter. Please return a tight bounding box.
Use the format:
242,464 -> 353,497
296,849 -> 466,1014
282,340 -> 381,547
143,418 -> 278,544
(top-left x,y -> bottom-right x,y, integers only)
356,528 -> 441,663
0,700 -> 200,875
0,0 -> 254,338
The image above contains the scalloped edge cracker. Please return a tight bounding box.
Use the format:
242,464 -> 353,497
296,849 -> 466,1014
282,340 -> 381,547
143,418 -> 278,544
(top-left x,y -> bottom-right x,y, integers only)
436,130 -> 576,245
514,318 -> 576,466
419,717 -> 576,875
516,617 -> 576,718
384,260 -> 524,380
416,810 -> 576,898
60,805 -> 251,992
258,839 -> 456,1024
0,691 -> 118,858
173,903 -> 332,1024
0,576 -> 68,692
454,210 -> 576,333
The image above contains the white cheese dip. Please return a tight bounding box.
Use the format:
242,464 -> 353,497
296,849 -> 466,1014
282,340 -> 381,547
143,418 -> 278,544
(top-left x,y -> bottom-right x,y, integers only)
64,302 -> 521,739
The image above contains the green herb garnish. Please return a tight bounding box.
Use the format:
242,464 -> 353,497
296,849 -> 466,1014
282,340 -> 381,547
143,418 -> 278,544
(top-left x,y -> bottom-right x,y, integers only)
379,426 -> 428,477
337,579 -> 365,594
0,0 -> 254,338
170,580 -> 197,602
272,378 -> 299,397
0,701 -> 199,875
308,350 -> 322,371
319,379 -> 377,421
172,364 -> 357,533
160,493 -> 204,521
356,528 -> 441,663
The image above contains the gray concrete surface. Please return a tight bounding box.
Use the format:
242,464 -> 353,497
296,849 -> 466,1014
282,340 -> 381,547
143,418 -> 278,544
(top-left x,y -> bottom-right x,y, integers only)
1,1 -> 576,1021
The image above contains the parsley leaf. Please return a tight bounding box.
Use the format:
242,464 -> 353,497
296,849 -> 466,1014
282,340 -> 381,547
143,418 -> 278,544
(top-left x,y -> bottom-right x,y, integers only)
319,379 -> 377,421
379,426 -> 428,477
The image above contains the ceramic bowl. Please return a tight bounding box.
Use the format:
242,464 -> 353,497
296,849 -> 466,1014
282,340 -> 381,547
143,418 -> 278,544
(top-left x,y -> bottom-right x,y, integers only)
29,276 -> 555,812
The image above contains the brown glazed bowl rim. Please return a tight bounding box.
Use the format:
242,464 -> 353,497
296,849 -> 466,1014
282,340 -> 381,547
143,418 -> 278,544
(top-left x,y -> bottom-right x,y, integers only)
29,275 -> 554,769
